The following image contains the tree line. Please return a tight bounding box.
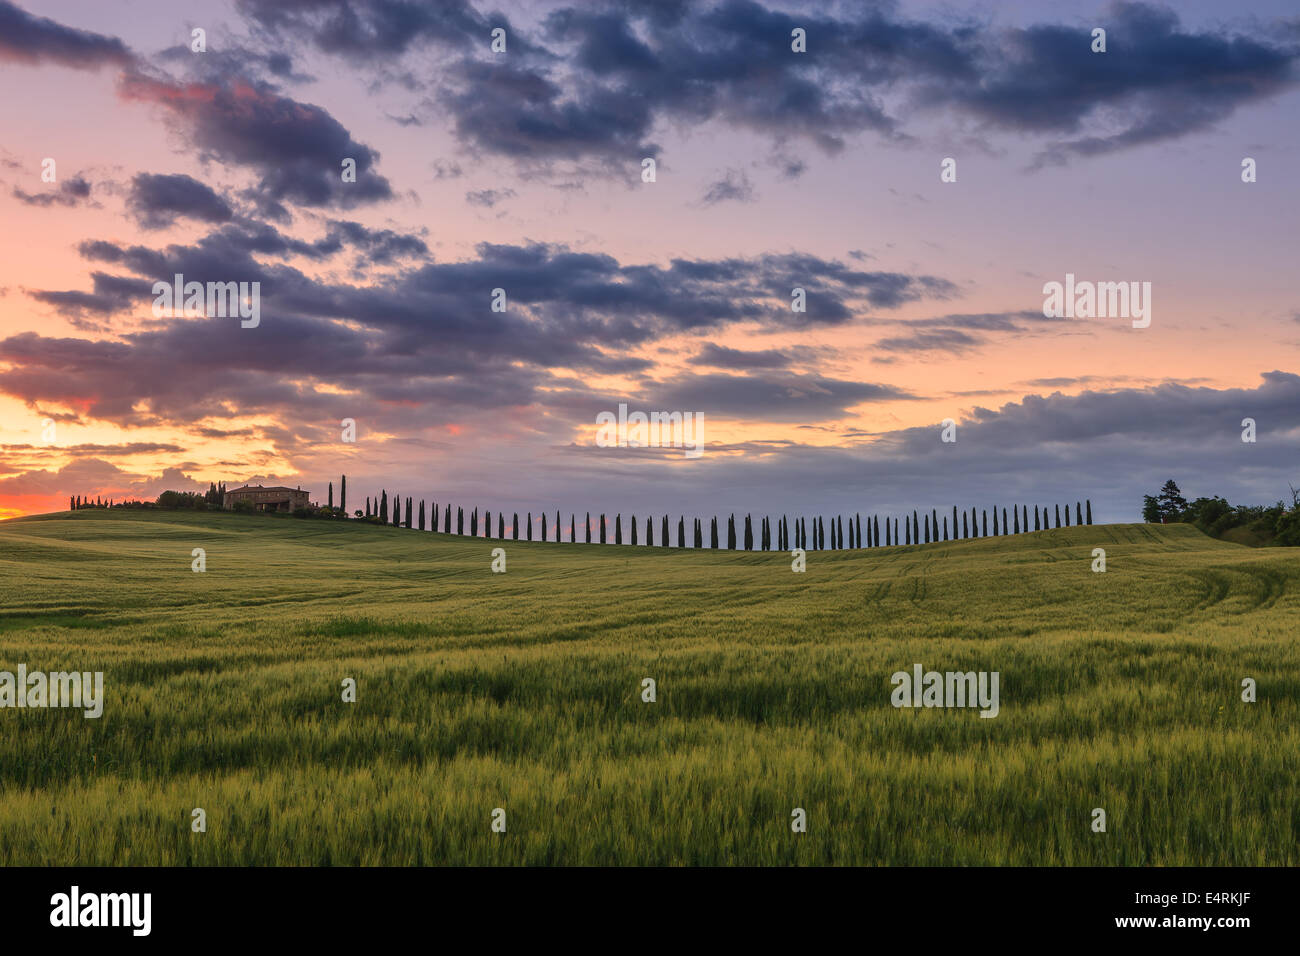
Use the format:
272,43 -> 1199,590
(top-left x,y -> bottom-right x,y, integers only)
340,476 -> 1094,549
1142,478 -> 1299,546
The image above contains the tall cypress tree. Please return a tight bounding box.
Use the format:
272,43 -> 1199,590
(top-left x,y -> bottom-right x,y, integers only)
542,511 -> 548,541
1034,505 -> 1040,531
631,515 -> 638,546
1002,508 -> 1008,535
599,514 -> 606,544
419,500 -> 426,530
380,491 -> 388,523
993,508 -> 999,535
1076,501 -> 1083,526
981,510 -> 988,536
943,516 -> 948,540
679,516 -> 686,548
645,515 -> 652,546
513,513 -> 520,540
1013,506 -> 1019,534
485,509 -> 492,537
886,517 -> 892,546
952,506 -> 959,540
457,506 -> 463,534
962,511 -> 969,538
1086,500 -> 1093,525
556,511 -> 561,542
1054,504 -> 1061,528
873,516 -> 879,548
615,514 -> 622,545
498,512 -> 504,538
696,518 -> 704,549
340,475 -> 346,515
712,516 -> 719,549
663,514 -> 670,547
328,482 -> 334,509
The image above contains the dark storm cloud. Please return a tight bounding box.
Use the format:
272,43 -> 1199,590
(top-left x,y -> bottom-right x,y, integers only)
127,173 -> 234,229
0,1 -> 133,69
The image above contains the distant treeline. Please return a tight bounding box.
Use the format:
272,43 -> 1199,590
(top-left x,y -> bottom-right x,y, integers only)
69,478 -> 1099,549
69,485 -> 225,512
1143,479 -> 1300,546
297,476 -> 1094,550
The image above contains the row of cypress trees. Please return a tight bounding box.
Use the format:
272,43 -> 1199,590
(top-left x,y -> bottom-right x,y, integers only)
354,491 -> 1094,549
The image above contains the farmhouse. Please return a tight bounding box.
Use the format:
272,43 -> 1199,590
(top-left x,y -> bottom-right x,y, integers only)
222,484 -> 311,513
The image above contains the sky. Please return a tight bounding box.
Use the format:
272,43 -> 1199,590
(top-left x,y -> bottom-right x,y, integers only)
0,0 -> 1296,527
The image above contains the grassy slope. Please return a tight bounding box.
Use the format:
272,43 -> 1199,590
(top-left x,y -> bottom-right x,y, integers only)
0,509 -> 1296,865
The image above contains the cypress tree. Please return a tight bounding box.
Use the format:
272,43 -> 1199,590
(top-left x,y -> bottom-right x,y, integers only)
1034,505 -> 1040,531
1076,501 -> 1083,526
571,514 -> 576,542
586,512 -> 592,543
982,510 -> 988,536
728,514 -> 736,550
1022,505 -> 1028,532
543,511 -> 549,541
365,497 -> 370,518
943,516 -> 948,540
380,491 -> 388,523
328,482 -> 334,509
873,516 -> 880,548
1054,504 -> 1061,528
340,476 -> 346,515
513,513 -> 520,540
679,516 -> 686,548
457,506 -> 463,534
905,518 -> 911,545
1086,500 -> 1093,524
696,518 -> 704,549
443,504 -> 451,533
498,513 -> 505,538
993,508 -> 999,535
931,509 -> 939,543
1013,506 -> 1019,534
419,500 -> 426,530
1002,508 -> 1008,535
663,514 -> 670,547
600,514 -> 606,544
962,511 -> 969,538
894,518 -> 899,548
970,507 -> 978,537
838,516 -> 844,549
711,517 -> 719,549
952,506 -> 959,540
485,509 -> 491,537
1064,505 -> 1070,527
645,515 -> 652,546
631,515 -> 638,546
405,498 -> 412,528
556,511 -> 561,542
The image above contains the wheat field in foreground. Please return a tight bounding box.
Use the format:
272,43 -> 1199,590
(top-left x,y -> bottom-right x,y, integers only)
0,509 -> 1295,865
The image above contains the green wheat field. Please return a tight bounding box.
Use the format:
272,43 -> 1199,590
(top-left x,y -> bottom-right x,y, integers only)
0,509 -> 1296,865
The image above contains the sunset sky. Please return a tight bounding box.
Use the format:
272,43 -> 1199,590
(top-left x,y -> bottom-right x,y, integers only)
0,0 -> 1297,526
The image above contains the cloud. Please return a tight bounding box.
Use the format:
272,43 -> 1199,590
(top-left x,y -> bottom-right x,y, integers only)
0,1 -> 133,70
127,173 -> 235,229
12,175 -> 93,208
695,342 -> 793,369
465,188 -> 516,208
701,168 -> 756,205
118,73 -> 394,213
